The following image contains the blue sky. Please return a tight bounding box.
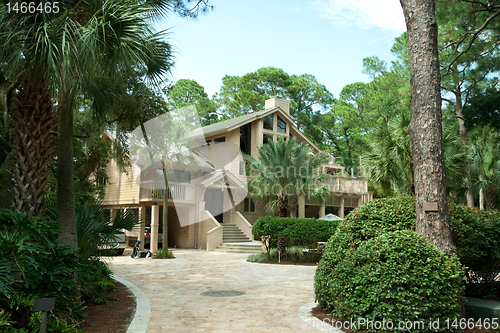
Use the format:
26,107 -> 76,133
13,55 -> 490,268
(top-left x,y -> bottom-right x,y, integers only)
155,0 -> 406,99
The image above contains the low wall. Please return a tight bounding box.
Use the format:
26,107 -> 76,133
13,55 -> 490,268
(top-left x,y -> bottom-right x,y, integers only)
197,210 -> 222,251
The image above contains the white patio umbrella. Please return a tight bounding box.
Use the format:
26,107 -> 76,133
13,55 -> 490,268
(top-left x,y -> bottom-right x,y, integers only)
317,213 -> 343,221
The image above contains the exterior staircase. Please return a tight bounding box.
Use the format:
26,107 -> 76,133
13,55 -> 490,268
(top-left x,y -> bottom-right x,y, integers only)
213,224 -> 262,253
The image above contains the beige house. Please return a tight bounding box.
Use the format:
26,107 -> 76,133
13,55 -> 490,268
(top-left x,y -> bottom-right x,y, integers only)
102,97 -> 373,252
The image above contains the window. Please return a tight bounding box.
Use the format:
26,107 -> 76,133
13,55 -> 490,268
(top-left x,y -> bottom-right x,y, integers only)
243,198 -> 255,212
277,115 -> 286,133
201,141 -> 211,147
263,114 -> 273,130
240,123 -> 251,155
214,136 -> 225,143
263,134 -> 273,144
239,161 -> 245,175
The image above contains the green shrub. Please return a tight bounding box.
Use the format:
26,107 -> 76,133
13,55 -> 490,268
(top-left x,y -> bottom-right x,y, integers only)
339,195 -> 416,244
317,230 -> 464,332
320,196 -> 500,296
252,216 -> 340,252
449,205 -> 500,297
79,258 -> 115,304
154,248 -> 174,259
0,210 -> 83,330
247,251 -> 276,263
315,195 -> 500,327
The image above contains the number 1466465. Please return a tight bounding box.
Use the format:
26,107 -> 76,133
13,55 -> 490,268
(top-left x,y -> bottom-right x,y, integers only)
6,2 -> 59,14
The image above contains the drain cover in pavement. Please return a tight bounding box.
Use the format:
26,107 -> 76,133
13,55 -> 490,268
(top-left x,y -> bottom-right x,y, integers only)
200,290 -> 245,297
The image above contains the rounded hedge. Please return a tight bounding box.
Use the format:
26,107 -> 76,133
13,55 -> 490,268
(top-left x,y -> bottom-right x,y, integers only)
252,216 -> 340,247
315,195 -> 500,329
316,230 -> 464,332
316,196 -> 500,288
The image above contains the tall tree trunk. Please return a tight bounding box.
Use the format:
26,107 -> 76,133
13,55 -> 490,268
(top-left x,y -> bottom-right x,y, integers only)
11,74 -> 56,218
453,78 -> 475,208
161,161 -> 169,249
57,90 -> 77,248
454,79 -> 467,146
400,0 -> 457,254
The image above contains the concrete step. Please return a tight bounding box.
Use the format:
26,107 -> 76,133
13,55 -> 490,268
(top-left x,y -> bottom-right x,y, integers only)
223,238 -> 252,243
221,224 -> 252,244
214,242 -> 263,253
223,232 -> 246,237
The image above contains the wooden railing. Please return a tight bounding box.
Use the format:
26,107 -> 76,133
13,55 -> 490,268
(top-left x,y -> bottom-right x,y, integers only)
139,180 -> 194,201
325,176 -> 368,194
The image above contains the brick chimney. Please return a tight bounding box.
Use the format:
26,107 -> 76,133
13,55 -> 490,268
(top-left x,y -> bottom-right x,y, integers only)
265,96 -> 289,115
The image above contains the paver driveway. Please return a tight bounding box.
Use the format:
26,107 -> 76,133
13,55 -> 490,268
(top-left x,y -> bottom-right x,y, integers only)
108,249 -> 323,332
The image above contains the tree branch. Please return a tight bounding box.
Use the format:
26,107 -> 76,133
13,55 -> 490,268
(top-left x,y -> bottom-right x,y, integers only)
444,9 -> 500,74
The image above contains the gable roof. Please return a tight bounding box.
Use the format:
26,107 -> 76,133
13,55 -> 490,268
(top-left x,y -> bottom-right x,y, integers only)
201,107 -> 321,153
201,107 -> 280,137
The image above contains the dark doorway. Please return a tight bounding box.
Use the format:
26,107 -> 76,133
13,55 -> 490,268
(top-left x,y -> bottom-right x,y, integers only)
204,188 -> 224,223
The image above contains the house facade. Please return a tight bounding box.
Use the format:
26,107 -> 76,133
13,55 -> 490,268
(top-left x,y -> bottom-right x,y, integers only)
102,97 -> 373,251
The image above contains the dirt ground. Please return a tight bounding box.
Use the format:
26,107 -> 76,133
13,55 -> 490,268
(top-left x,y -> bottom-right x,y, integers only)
311,305 -> 498,333
77,280 -> 135,333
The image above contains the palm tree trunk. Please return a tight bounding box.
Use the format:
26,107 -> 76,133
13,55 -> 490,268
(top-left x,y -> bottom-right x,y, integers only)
479,176 -> 485,210
57,89 -> 77,248
466,190 -> 475,208
278,196 -> 288,217
11,74 -> 56,218
161,161 -> 169,249
288,195 -> 298,217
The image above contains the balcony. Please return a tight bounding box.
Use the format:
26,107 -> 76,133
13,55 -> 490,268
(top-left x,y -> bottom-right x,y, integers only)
326,176 -> 368,194
138,180 -> 196,202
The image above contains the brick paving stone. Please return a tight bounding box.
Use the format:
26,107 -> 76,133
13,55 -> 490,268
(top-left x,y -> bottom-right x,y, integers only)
109,249 -> 322,332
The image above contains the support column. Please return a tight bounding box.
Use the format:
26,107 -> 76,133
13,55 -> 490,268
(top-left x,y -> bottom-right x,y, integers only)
151,204 -> 159,253
339,198 -> 344,218
319,203 -> 326,218
138,206 -> 146,245
298,195 -> 305,218
110,208 -> 117,223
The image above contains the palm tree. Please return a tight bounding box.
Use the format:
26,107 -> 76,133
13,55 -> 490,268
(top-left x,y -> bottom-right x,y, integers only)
467,125 -> 500,210
245,136 -> 329,217
129,106 -> 200,249
0,1 -> 173,247
361,112 -> 468,199
361,114 -> 413,196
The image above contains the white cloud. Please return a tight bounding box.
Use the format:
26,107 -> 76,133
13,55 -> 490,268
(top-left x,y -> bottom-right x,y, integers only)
313,0 -> 406,32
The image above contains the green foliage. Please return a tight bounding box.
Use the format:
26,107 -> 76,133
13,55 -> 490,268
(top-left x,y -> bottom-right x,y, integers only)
247,252 -> 275,263
0,210 -> 82,329
338,196 -> 416,243
153,248 -> 174,259
449,205 -> 500,297
464,85 -> 500,131
316,230 -> 464,332
315,196 -> 500,309
252,216 -> 340,251
467,125 -> 500,210
46,201 -> 141,259
78,258 -> 115,305
165,79 -> 218,125
247,246 -> 312,263
216,67 -> 334,133
245,136 -> 329,217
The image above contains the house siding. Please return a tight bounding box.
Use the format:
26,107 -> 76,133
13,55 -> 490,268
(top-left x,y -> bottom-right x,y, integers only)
103,161 -> 140,205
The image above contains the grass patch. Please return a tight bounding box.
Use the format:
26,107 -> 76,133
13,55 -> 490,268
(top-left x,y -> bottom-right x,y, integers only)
153,248 -> 175,259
